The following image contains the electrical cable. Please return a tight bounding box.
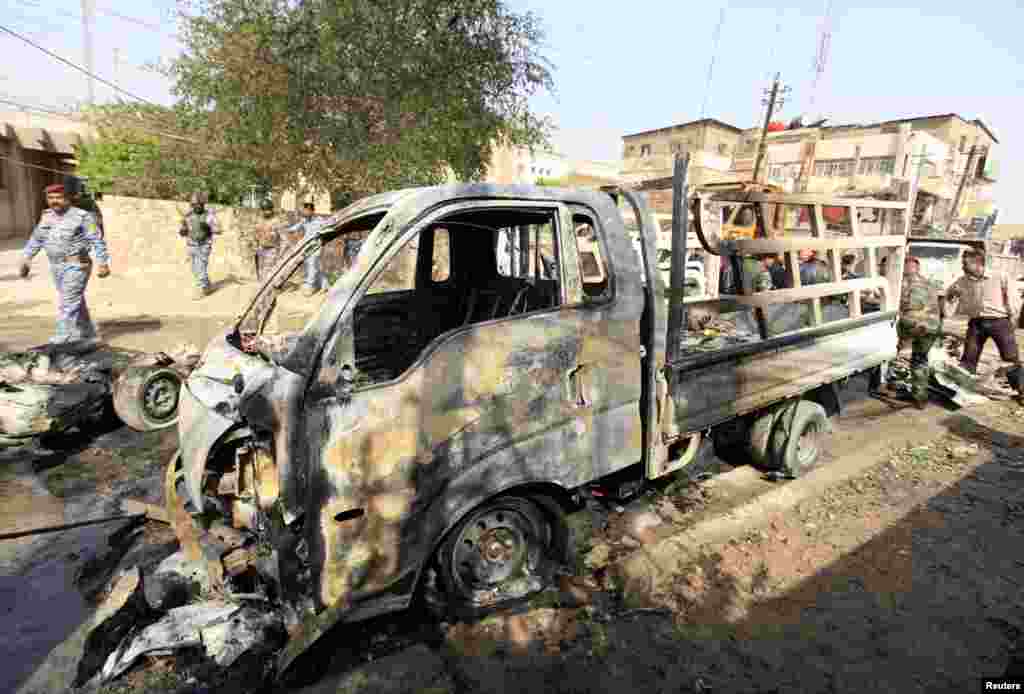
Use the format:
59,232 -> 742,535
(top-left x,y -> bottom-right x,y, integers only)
0,24 -> 160,106
699,5 -> 726,121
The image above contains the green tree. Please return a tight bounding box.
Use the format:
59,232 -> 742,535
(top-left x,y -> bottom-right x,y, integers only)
76,103 -> 266,204
168,0 -> 554,198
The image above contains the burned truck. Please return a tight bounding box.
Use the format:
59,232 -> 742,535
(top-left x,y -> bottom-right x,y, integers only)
166,174 -> 910,676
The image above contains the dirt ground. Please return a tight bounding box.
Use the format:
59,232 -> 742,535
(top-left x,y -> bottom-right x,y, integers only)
280,398 -> 1023,694
3,246 -> 1024,693
0,245 -> 257,353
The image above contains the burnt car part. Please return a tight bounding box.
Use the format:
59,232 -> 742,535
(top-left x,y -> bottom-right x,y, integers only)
113,366 -> 184,431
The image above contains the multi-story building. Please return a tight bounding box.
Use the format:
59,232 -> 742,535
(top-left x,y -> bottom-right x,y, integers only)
734,113 -> 998,226
619,118 -> 742,187
620,112 -> 998,228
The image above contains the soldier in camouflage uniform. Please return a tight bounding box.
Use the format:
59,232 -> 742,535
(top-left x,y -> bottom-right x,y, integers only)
896,256 -> 939,409
19,183 -> 110,347
253,198 -> 285,281
178,192 -> 221,299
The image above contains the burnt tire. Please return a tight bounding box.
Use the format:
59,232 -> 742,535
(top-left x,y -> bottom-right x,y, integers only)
433,495 -> 564,621
113,366 -> 183,431
747,404 -> 784,470
767,400 -> 831,478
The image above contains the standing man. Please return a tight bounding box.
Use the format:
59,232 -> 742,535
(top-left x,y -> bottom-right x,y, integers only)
178,192 -> 221,299
896,256 -> 940,409
19,183 -> 110,347
253,198 -> 284,281
940,248 -> 1023,403
286,201 -> 325,296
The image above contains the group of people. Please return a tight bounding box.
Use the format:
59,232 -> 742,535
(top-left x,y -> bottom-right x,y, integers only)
18,184 -> 328,349
896,250 -> 1023,408
717,242 -> 1023,407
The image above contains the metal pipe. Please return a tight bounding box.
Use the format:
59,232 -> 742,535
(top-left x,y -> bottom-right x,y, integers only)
666,153 -> 691,364
0,513 -> 144,541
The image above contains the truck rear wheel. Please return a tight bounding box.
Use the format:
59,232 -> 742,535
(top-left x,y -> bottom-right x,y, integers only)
747,404 -> 783,469
767,400 -> 831,478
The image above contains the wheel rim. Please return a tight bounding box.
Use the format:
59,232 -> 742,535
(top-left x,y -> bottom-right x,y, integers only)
449,501 -> 548,603
795,421 -> 820,468
143,373 -> 180,422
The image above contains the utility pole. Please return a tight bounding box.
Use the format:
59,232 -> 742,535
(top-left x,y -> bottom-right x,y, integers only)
751,73 -> 790,183
81,0 -> 96,104
946,145 -> 981,234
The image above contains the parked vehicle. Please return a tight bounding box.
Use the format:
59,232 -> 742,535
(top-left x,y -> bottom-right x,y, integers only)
166,173 -> 910,676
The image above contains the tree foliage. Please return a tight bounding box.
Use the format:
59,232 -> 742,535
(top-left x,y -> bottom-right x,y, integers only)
76,103 -> 266,204
168,0 -> 554,198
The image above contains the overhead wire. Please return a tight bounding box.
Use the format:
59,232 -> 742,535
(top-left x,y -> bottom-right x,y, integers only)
699,4 -> 727,120
13,0 -> 181,42
0,24 -> 160,106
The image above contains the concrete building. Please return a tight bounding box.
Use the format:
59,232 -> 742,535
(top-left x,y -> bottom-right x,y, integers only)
484,144 -> 620,188
620,118 -> 743,187
0,109 -> 95,239
735,113 -> 999,225
621,112 -> 998,229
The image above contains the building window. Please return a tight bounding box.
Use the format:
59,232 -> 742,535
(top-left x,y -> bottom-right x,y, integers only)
640,144 -> 652,157
717,143 -> 729,156
813,159 -> 855,178
858,156 -> 896,176
959,136 -> 967,153
531,166 -> 536,174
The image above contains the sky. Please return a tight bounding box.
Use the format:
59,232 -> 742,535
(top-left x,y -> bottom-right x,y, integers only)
2,1 -> 1022,220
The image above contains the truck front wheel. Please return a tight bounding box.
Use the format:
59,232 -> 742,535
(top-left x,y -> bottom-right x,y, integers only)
768,400 -> 832,478
434,495 -> 561,620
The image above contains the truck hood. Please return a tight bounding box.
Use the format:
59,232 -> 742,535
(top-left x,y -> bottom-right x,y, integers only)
178,329 -> 276,512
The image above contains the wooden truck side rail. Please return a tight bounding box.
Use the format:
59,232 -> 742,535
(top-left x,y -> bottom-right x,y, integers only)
688,189 -> 911,339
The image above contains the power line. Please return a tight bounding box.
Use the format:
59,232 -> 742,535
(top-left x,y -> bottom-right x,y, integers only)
0,23 -> 160,106
0,155 -> 78,176
699,5 -> 727,120
0,96 -> 83,118
14,0 -> 180,41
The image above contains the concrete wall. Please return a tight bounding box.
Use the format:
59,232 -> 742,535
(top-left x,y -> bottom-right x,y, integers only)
96,195 -> 273,280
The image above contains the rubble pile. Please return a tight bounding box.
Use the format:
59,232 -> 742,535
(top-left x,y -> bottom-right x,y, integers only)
0,350 -> 108,386
75,552 -> 286,690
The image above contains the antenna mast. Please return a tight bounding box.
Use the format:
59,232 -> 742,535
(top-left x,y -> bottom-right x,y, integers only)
808,0 -> 832,117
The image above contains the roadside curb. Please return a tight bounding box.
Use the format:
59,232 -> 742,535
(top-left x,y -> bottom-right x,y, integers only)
612,410 -> 953,597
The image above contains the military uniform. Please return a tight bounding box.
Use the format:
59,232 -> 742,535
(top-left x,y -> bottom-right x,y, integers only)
179,204 -> 219,295
286,215 -> 326,293
23,206 -> 109,343
254,216 -> 286,281
897,274 -> 940,404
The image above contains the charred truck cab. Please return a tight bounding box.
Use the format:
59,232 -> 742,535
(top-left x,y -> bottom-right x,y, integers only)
168,174 -> 911,677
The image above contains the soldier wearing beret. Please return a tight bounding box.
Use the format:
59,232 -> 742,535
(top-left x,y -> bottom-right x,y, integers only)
19,183 -> 110,347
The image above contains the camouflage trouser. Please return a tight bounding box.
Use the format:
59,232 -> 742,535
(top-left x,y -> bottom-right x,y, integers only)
303,250 -> 323,291
904,332 -> 937,402
187,241 -> 212,290
50,260 -> 96,343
